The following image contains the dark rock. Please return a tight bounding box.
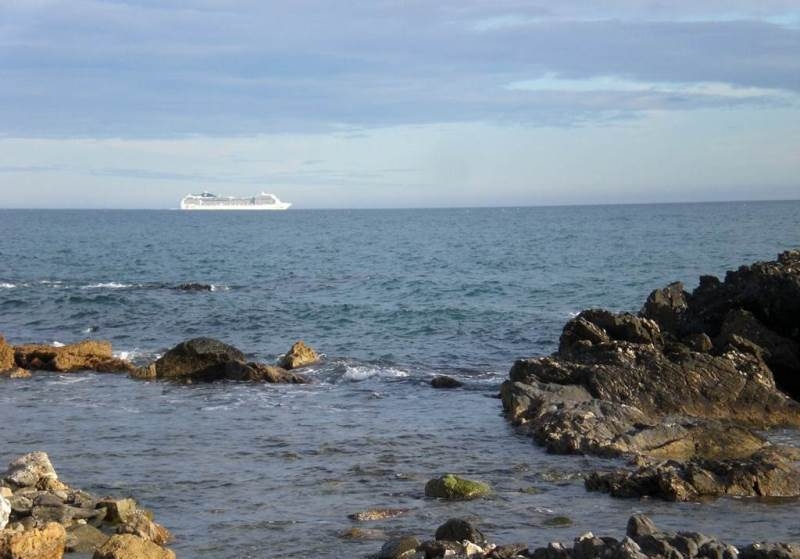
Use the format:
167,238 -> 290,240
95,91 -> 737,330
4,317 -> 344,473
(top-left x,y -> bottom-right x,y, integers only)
431,376 -> 463,389
740,543 -> 800,559
338,527 -> 387,541
699,541 -> 738,559
487,543 -> 529,559
139,338 -> 307,383
586,447 -> 800,501
641,282 -> 689,334
175,283 -> 213,292
626,514 -> 658,539
434,518 -> 486,545
379,536 -> 420,559
531,542 -> 571,559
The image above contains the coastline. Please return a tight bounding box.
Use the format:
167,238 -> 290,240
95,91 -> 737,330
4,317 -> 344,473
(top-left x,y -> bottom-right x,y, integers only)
4,252 -> 800,557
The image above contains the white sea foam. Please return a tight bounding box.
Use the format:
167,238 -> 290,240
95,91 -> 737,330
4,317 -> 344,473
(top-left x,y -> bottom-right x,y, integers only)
342,365 -> 409,382
52,341 -> 66,348
82,282 -> 132,289
0,283 -> 16,289
209,284 -> 230,292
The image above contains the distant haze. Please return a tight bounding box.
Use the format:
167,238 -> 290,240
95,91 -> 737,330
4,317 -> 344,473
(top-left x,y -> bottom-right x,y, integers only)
0,1 -> 798,209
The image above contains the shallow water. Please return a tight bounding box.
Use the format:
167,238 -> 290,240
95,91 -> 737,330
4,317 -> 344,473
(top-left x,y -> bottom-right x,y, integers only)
1,202 -> 800,556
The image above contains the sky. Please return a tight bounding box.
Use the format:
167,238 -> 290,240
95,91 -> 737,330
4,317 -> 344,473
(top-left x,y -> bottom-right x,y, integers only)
0,0 -> 798,209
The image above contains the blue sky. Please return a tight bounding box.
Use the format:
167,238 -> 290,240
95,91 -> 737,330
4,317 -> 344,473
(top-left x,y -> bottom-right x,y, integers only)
0,0 -> 798,208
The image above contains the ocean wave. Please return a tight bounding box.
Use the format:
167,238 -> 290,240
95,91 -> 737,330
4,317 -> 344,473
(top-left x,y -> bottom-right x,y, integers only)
341,364 -> 409,382
81,282 -> 137,290
0,282 -> 17,289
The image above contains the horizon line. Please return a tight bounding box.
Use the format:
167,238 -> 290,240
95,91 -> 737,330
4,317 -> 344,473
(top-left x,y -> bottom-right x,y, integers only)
0,197 -> 798,212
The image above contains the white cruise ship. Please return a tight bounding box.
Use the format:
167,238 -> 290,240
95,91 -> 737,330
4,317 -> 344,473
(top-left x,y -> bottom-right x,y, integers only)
180,192 -> 292,211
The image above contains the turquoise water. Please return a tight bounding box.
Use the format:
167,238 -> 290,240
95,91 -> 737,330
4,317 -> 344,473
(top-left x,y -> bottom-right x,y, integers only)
1,201 -> 799,557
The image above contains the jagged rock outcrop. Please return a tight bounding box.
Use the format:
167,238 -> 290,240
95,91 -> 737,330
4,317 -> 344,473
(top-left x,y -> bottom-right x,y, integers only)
503,251 -> 800,501
278,340 -> 320,370
133,337 -> 307,383
12,340 -> 133,374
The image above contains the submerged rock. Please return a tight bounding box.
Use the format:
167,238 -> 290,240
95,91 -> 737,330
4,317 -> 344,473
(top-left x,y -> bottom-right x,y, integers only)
136,337 -> 307,383
278,340 -> 320,370
424,474 -> 492,500
348,508 -> 409,522
13,340 -> 133,374
378,536 -> 420,559
174,283 -> 213,292
431,375 -> 463,389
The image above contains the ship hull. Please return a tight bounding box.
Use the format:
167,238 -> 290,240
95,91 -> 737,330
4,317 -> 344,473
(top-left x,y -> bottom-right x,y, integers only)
180,203 -> 292,211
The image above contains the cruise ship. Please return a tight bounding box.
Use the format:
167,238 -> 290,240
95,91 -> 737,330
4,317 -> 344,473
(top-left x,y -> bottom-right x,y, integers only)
180,192 -> 292,211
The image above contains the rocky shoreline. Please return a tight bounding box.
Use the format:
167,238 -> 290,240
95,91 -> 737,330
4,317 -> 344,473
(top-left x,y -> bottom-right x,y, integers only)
3,250 -> 800,557
371,513 -> 800,559
0,452 -> 173,559
502,250 -> 800,501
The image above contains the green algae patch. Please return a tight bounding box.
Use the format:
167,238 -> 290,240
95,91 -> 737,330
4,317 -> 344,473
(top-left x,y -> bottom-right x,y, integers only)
543,515 -> 573,527
424,474 -> 492,500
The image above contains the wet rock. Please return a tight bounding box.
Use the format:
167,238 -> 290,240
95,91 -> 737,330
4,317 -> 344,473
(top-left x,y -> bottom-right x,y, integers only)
278,340 -> 320,369
348,508 -> 409,522
430,375 -> 463,389
338,527 -> 387,540
174,283 -> 213,292
140,338 -> 307,383
1,367 -> 32,379
740,543 -> 800,559
626,514 -> 658,539
379,536 -> 420,559
0,495 -> 10,530
0,521 -> 67,559
13,340 -> 133,374
65,524 -> 108,554
0,335 -> 16,371
699,541 -> 738,559
542,515 -> 573,528
92,534 -> 175,559
572,533 -> 611,559
586,447 -> 800,501
6,452 -> 58,488
487,543 -> 529,559
531,541 -> 571,559
424,474 -> 491,500
419,539 -> 463,559
434,518 -> 486,545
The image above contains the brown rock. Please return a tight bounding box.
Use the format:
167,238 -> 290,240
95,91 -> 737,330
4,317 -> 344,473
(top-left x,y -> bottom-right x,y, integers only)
0,368 -> 31,379
116,511 -> 171,545
92,534 -> 175,559
0,522 -> 66,559
95,499 -> 136,525
0,335 -> 15,371
278,341 -> 320,369
13,341 -> 133,374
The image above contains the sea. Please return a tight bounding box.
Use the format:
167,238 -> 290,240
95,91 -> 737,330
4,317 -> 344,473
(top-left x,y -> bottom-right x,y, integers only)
1,201 -> 799,558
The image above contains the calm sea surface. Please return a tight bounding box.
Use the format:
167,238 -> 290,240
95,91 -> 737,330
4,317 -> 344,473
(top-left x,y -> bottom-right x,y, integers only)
1,202 -> 800,557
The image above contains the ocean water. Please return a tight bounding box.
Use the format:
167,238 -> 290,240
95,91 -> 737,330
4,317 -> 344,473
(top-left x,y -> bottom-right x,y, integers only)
1,201 -> 800,557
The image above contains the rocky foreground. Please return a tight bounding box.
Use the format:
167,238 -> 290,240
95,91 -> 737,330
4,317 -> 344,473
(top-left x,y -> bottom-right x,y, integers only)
0,451 -> 173,559
372,514 -> 800,559
502,250 -> 800,500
